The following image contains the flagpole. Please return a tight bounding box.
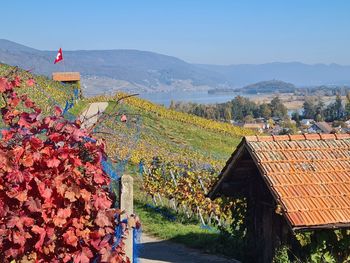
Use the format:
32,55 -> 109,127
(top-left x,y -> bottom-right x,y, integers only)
63,58 -> 66,72
61,45 -> 66,72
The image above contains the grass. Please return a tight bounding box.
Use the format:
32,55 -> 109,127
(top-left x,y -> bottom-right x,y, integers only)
133,173 -> 211,241
69,99 -> 89,116
134,197 -> 245,260
131,173 -> 244,260
135,200 -> 212,240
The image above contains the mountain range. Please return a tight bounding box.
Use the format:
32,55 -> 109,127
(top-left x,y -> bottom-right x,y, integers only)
1,39 -> 350,96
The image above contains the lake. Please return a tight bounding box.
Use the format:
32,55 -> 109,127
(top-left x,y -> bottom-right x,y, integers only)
138,90 -> 304,116
138,90 -> 256,107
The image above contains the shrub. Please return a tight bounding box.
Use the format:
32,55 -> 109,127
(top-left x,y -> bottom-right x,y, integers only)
0,73 -> 128,262
273,246 -> 291,263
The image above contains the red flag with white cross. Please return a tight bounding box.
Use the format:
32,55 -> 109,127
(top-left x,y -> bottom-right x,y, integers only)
54,48 -> 63,64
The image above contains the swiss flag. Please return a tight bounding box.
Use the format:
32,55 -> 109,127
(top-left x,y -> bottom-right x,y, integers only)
54,48 -> 63,64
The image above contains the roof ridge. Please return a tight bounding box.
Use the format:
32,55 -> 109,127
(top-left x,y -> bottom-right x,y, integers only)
245,133 -> 350,142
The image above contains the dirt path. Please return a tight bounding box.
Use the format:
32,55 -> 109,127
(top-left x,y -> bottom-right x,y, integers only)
80,102 -> 108,128
139,233 -> 240,263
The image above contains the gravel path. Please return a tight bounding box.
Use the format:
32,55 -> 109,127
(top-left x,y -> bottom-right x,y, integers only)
139,233 -> 240,263
80,102 -> 108,128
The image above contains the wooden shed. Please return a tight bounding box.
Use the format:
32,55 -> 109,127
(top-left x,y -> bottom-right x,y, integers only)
208,134 -> 350,262
52,72 -> 80,82
52,72 -> 82,98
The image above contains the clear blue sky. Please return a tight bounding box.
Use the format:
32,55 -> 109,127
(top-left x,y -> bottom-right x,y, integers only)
1,0 -> 349,65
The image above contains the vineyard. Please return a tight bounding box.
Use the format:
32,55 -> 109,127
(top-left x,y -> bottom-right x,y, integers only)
2,64 -> 348,262
0,63 -> 255,261
86,93 -> 254,165
82,93 -> 255,236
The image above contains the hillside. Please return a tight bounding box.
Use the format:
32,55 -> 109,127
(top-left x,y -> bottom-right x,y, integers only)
238,79 -> 296,94
2,39 -> 350,96
0,63 -> 256,260
84,93 -> 254,168
0,39 -> 225,95
0,63 -> 253,167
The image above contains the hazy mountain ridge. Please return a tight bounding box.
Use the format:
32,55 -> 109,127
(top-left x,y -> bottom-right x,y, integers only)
198,62 -> 350,86
1,39 -> 350,95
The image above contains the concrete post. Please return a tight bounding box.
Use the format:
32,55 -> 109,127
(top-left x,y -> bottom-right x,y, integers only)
120,175 -> 134,262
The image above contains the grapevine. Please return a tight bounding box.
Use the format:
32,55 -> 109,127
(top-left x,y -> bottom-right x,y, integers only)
0,70 -> 129,262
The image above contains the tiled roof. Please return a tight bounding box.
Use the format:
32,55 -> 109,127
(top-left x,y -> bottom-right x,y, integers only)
313,122 -> 333,133
244,134 -> 350,229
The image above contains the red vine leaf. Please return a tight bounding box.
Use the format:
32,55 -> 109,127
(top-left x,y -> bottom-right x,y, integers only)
0,74 -> 130,262
95,211 -> 113,228
73,247 -> 93,263
26,78 -> 35,87
31,225 -> 46,252
93,194 -> 112,210
63,229 -> 78,247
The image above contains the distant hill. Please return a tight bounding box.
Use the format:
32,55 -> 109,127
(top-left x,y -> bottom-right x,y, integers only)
198,62 -> 350,87
237,80 -> 296,94
0,39 -> 225,95
1,39 -> 350,95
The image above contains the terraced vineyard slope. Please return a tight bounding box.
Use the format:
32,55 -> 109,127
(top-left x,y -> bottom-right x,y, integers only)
86,93 -> 255,167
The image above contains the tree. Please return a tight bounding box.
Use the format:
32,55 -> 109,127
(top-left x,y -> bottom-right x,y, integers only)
244,115 -> 254,123
280,117 -> 298,135
315,113 -> 323,122
315,98 -> 325,121
345,92 -> 350,118
303,97 -> 317,119
335,93 -> 344,120
169,100 -> 176,109
267,118 -> 275,128
223,106 -> 232,120
291,111 -> 301,126
324,94 -> 344,121
269,97 -> 287,118
259,103 -> 272,119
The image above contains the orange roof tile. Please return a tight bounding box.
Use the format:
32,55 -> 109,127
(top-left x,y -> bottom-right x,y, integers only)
211,134 -> 350,230
246,134 -> 350,229
52,72 -> 80,82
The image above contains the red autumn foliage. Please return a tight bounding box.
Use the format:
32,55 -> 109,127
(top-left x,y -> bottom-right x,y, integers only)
0,74 -> 129,262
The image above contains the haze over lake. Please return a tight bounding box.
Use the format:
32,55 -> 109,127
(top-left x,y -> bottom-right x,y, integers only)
138,90 -> 256,107
137,90 -> 304,117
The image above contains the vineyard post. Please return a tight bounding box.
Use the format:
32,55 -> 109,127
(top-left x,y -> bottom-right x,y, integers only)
157,192 -> 164,206
120,174 -> 134,262
147,168 -> 153,178
171,198 -> 177,211
197,207 -> 206,226
170,170 -> 178,211
152,195 -> 158,206
197,176 -> 208,195
183,204 -> 191,218
170,170 -> 177,186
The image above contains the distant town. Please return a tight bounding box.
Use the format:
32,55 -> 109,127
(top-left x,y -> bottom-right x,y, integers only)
170,91 -> 350,135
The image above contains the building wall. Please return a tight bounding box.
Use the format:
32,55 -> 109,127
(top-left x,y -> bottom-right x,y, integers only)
245,170 -> 294,263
